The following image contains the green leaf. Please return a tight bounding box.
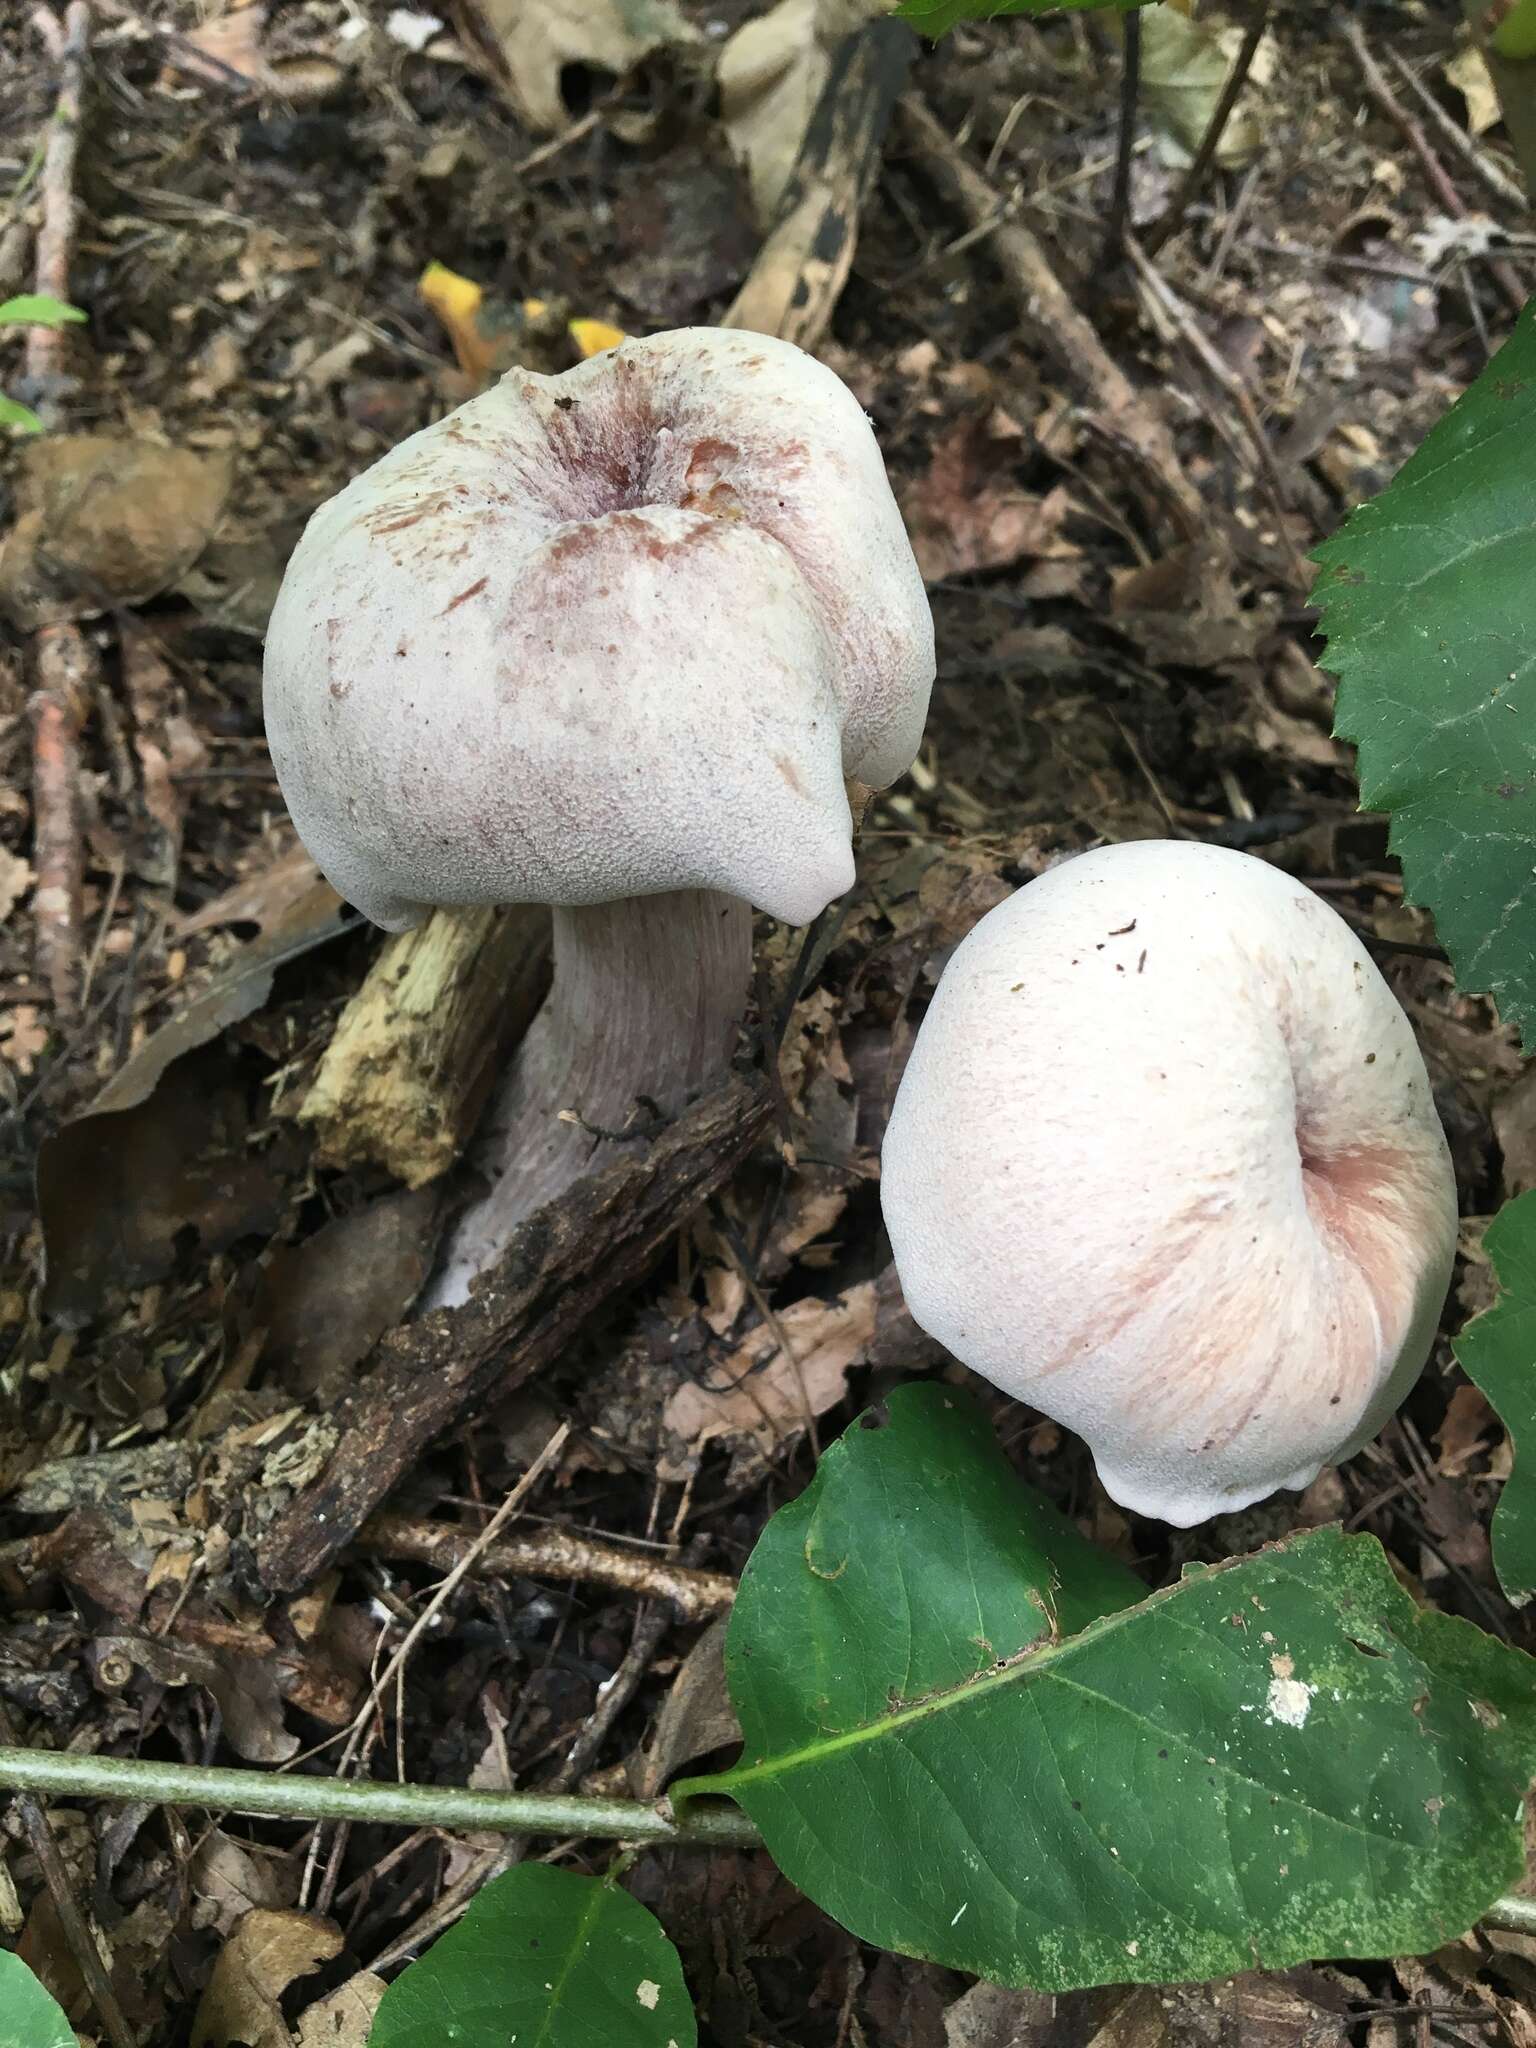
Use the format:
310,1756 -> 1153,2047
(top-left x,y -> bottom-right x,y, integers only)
366,1864 -> 696,2048
1456,1189 -> 1536,1605
0,394 -> 43,433
686,1385 -> 1536,1992
0,293 -> 86,327
1313,299 -> 1536,1045
896,0 -> 1142,43
0,1951 -> 76,2048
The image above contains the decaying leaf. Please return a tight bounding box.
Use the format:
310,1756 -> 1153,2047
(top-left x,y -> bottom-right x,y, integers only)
628,1614 -> 741,1797
943,1978 -> 1056,2048
719,0 -> 887,224
1446,43 -> 1502,136
39,1042 -> 298,1329
1137,4 -> 1271,170
468,0 -> 698,134
901,411 -> 1072,583
191,1833 -> 299,1938
228,1186 -> 443,1401
659,1280 -> 877,1479
0,436 -> 234,629
38,879 -> 346,1325
97,1632 -> 300,1764
294,1974 -> 388,2047
176,838 -> 328,942
191,1909 -> 343,2048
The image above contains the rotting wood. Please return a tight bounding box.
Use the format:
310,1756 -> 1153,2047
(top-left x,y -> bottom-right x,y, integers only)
257,1073 -> 773,1592
897,93 -> 1205,540
298,904 -> 551,1188
725,18 -> 917,349
355,1513 -> 737,1621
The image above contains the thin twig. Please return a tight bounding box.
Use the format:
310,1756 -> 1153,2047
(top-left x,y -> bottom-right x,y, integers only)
1339,15 -> 1525,314
336,1425 -> 570,1759
1144,5 -> 1269,257
0,1705 -> 136,2048
545,1595 -> 675,1793
1100,6 -> 1141,273
1385,47 -> 1527,211
897,94 -> 1203,537
1123,233 -> 1309,589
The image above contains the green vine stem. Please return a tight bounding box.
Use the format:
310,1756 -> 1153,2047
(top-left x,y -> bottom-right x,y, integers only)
2,1744 -> 1533,1945
1489,0 -> 1536,59
0,1747 -> 760,1849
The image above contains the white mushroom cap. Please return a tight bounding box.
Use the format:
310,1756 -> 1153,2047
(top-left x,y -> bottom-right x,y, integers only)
263,328 -> 933,932
880,840 -> 1459,1527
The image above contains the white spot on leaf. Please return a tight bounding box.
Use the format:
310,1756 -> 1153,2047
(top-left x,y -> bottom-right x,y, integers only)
637,1981 -> 661,2010
1266,1675 -> 1315,1728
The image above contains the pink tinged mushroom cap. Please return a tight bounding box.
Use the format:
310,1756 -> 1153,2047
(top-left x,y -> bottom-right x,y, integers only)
879,840 -> 1459,1528
262,328 -> 934,933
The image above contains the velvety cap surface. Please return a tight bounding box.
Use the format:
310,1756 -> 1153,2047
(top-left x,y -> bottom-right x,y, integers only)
880,840 -> 1459,1526
263,328 -> 933,930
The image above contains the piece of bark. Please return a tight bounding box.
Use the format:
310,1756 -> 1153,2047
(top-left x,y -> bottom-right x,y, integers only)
725,17 -> 916,348
298,904 -> 550,1188
897,94 -> 1205,538
257,1073 -> 772,1591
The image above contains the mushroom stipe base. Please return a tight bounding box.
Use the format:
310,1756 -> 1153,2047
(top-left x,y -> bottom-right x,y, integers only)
425,888 -> 753,1308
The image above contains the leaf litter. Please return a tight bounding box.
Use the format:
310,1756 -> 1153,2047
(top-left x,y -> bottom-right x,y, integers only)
1,0 -> 1533,2038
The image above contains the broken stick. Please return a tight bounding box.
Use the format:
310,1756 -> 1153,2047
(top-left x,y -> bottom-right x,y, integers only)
897,94 -> 1204,539
726,18 -> 917,349
257,1074 -> 773,1592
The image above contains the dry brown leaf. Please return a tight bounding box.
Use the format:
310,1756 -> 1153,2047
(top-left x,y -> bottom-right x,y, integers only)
718,0 -> 886,224
191,1910 -> 343,2048
191,1833 -> 297,1938
1137,5 -> 1271,170
1446,44 -> 1502,136
901,413 -> 1071,584
175,837 -> 327,941
294,1975 -> 387,2047
628,1614 -> 740,1797
470,0 -> 697,133
0,845 -> 33,924
659,1280 -> 876,1477
943,1978 -> 1056,2047
1435,1383 -> 1495,1478
0,437 -> 234,629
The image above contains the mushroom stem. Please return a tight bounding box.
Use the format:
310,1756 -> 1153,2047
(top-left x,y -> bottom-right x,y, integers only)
425,889 -> 753,1309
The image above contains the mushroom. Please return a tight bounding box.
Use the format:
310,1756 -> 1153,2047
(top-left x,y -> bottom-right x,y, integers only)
264,327 -> 933,1308
879,840 -> 1458,1526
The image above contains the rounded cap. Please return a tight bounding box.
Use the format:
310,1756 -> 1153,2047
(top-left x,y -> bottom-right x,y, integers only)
263,328 -> 933,931
880,840 -> 1459,1527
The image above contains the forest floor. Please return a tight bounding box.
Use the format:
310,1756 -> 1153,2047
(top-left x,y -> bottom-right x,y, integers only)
2,0 -> 1536,2041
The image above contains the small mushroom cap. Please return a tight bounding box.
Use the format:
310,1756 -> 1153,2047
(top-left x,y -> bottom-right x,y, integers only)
263,328 -> 933,931
880,840 -> 1459,1527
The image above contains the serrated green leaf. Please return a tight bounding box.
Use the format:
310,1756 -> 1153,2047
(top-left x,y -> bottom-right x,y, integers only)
366,1864 -> 696,2048
897,0 -> 1142,43
1313,300 -> 1536,1044
0,1951 -> 76,2048
1456,1188 -> 1536,1605
0,293 -> 86,327
686,1385 -> 1536,1992
0,394 -> 43,433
